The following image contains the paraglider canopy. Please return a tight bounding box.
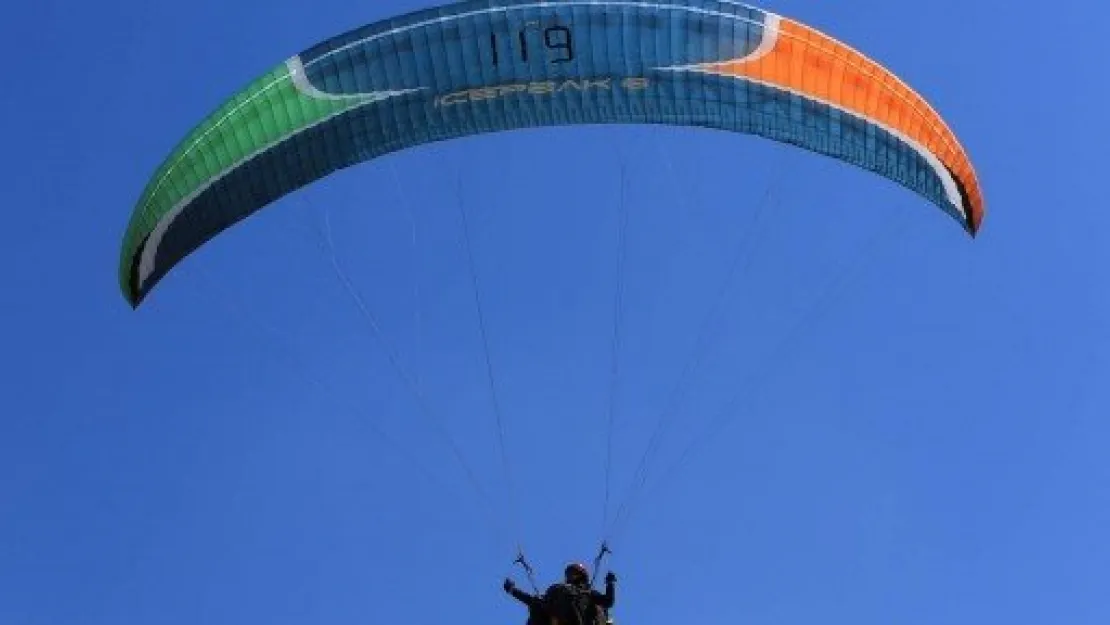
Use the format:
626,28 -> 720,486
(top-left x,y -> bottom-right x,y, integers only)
118,0 -> 984,309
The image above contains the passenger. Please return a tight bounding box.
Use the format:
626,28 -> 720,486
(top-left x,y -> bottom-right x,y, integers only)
503,578 -> 550,625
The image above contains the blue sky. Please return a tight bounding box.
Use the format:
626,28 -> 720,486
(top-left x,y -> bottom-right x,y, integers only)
2,0 -> 1108,624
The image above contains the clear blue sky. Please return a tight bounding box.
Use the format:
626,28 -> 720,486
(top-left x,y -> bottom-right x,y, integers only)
2,1 -> 1108,624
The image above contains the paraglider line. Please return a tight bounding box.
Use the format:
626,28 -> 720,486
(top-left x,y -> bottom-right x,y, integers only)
514,550 -> 541,595
319,207 -> 512,547
620,206 -> 916,539
608,150 -> 784,539
590,541 -> 612,591
455,173 -> 528,559
387,161 -> 424,389
176,249 -> 509,558
184,262 -> 445,490
602,161 -> 630,536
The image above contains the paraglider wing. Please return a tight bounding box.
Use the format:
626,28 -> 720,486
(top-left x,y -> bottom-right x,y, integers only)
119,0 -> 985,308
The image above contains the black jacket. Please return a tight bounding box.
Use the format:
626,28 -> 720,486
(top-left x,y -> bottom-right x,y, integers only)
508,586 -> 550,625
542,580 -> 615,625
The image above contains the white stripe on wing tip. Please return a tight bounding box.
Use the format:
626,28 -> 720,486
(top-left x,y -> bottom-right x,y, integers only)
287,57 -> 425,101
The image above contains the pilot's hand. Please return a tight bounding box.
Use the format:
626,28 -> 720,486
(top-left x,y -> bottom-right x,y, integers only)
504,578 -> 516,593
605,571 -> 616,584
